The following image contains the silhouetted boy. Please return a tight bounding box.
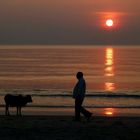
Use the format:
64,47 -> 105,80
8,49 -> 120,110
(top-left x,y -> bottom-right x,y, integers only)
73,72 -> 92,121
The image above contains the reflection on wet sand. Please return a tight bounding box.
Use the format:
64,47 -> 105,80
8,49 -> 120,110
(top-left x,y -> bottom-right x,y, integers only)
104,108 -> 115,116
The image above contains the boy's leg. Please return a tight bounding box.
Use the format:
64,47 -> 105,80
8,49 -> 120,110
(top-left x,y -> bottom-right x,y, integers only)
75,98 -> 82,121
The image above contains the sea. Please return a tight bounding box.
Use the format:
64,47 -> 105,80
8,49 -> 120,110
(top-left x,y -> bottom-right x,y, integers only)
0,45 -> 140,116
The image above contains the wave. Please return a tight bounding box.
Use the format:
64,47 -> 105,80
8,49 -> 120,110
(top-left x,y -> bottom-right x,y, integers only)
0,92 -> 140,98
30,93 -> 140,98
0,105 -> 140,108
29,105 -> 140,108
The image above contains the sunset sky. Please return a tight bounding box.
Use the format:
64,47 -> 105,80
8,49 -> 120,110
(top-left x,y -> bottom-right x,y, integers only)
0,0 -> 140,45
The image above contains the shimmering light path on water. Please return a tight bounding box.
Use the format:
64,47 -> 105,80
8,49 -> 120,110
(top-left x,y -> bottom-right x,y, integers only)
0,45 -> 139,93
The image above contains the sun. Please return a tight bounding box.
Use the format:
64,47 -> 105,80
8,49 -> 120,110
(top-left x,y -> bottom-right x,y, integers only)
106,19 -> 113,27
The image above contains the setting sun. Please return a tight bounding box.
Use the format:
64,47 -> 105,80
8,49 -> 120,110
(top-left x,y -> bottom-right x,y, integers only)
106,19 -> 113,27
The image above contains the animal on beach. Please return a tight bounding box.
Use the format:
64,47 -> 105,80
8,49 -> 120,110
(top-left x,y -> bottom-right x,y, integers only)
4,94 -> 32,116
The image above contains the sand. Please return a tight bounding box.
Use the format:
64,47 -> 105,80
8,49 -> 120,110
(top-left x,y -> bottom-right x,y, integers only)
0,115 -> 139,140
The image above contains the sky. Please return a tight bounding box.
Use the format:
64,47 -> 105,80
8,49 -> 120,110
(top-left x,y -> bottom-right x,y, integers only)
0,0 -> 140,45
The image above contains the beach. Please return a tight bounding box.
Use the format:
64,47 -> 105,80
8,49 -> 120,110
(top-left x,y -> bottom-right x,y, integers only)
0,0 -> 140,138
0,115 -> 140,140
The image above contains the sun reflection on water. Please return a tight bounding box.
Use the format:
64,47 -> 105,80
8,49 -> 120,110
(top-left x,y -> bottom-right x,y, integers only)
105,48 -> 115,91
105,48 -> 113,65
105,82 -> 115,91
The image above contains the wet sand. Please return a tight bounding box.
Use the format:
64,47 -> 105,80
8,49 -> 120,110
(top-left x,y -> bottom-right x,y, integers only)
0,115 -> 140,140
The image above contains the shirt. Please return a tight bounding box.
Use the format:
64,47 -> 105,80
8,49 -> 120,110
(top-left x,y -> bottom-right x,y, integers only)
73,77 -> 86,99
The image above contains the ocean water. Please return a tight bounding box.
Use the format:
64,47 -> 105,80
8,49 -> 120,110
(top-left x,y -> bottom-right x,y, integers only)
0,45 -> 140,115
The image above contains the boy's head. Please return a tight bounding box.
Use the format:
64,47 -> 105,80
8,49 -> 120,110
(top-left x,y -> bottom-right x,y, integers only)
76,72 -> 83,79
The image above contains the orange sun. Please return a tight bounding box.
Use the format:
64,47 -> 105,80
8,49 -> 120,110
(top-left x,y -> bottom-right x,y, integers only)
106,19 -> 113,27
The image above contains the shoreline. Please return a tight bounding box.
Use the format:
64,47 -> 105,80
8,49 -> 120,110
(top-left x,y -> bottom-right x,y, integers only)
0,107 -> 140,117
